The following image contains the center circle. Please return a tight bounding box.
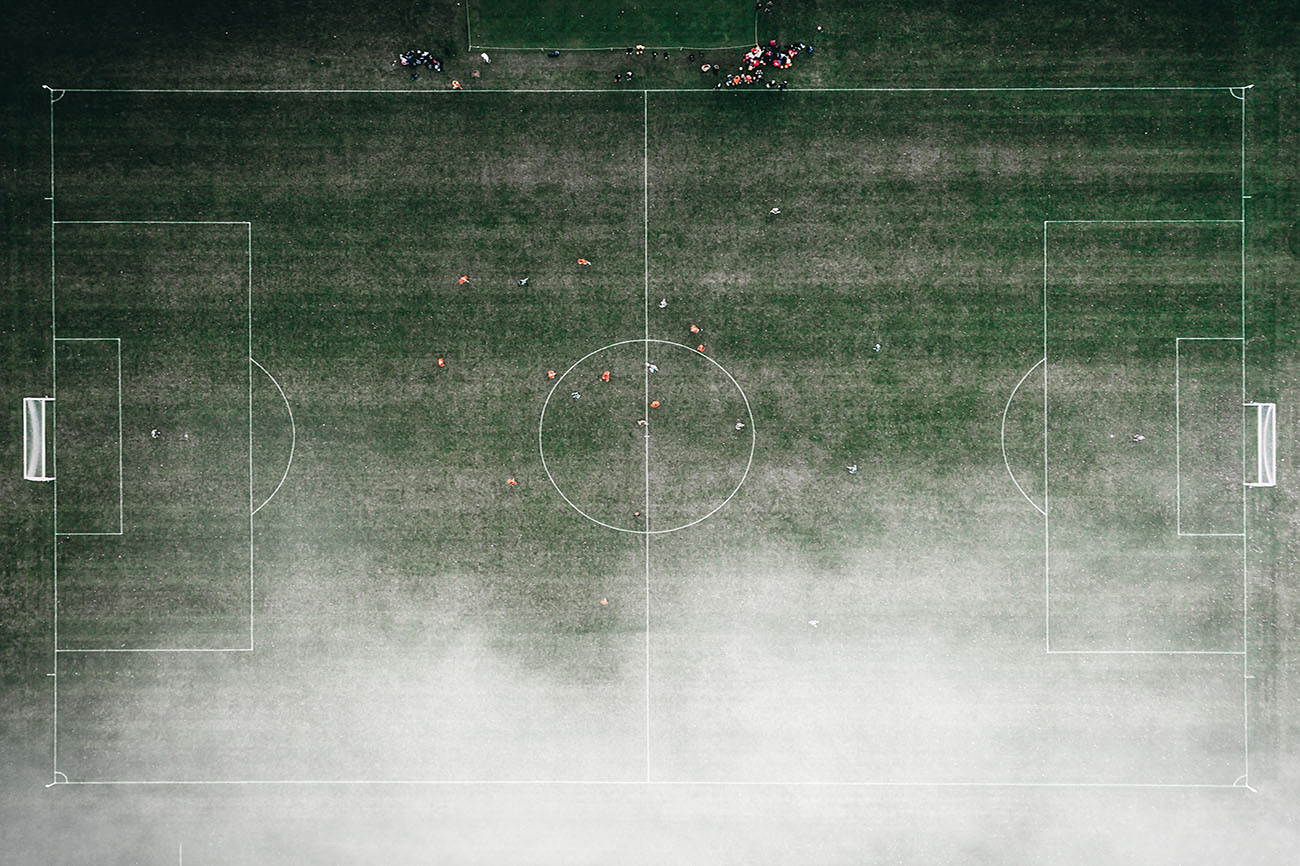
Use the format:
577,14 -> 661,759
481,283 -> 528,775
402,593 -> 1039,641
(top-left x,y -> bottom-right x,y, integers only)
538,339 -> 755,534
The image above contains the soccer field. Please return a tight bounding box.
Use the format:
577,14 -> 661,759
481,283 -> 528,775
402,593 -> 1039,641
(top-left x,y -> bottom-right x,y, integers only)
37,84 -> 1260,785
3,1 -> 1299,861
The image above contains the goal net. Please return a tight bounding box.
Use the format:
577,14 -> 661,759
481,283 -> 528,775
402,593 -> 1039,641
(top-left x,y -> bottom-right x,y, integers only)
1245,402 -> 1276,488
23,397 -> 54,481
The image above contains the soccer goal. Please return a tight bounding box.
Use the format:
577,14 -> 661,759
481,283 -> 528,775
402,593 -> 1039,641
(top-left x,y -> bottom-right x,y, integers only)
1244,402 -> 1277,488
23,397 -> 54,481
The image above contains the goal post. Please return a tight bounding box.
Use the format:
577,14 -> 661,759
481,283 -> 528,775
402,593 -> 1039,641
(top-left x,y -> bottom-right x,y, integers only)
1244,402 -> 1276,488
23,397 -> 55,481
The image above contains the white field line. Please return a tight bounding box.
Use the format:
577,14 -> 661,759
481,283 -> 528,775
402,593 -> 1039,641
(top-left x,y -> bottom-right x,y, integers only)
249,358 -> 296,516
1239,88 -> 1250,783
117,338 -> 123,530
642,90 -> 652,783
247,225 -> 254,650
1042,222 -> 1050,651
1001,356 -> 1047,517
1044,219 -> 1242,225
652,86 -> 1250,93
49,92 -> 58,782
45,778 -> 1256,790
46,85 -> 1252,94
1046,649 -> 1245,656
57,647 -> 253,654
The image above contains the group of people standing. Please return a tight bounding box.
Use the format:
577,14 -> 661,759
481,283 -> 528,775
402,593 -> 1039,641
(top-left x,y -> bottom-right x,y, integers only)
718,39 -> 813,88
398,49 -> 442,80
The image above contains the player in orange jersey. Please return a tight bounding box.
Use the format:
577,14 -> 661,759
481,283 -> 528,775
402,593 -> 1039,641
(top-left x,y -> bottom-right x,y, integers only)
547,369 -> 556,379
437,357 -> 446,367
458,275 -> 470,284
577,258 -> 592,266
601,370 -> 611,382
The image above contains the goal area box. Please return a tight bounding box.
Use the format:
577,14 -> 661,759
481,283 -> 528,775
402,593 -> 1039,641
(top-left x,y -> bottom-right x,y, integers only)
53,222 -> 253,649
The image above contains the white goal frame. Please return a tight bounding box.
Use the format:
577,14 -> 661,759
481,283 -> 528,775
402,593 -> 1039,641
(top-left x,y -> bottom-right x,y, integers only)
23,396 -> 55,481
1244,402 -> 1276,487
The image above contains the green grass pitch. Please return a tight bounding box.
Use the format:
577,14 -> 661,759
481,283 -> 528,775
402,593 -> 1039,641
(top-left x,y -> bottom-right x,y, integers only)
43,85 -> 1252,783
